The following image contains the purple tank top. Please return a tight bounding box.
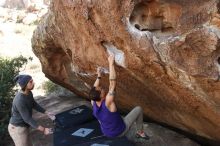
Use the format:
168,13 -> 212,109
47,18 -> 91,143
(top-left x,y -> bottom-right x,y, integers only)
93,100 -> 126,137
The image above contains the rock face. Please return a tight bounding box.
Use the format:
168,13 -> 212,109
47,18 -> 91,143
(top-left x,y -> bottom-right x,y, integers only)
32,0 -> 220,141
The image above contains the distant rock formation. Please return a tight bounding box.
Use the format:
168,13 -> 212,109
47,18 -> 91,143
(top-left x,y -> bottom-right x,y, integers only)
0,2 -> 48,25
32,0 -> 220,141
2,0 -> 49,10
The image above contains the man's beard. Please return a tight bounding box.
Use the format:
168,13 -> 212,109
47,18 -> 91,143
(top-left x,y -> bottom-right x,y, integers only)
29,85 -> 34,90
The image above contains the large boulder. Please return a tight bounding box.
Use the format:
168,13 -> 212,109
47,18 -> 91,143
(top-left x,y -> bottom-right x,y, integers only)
32,0 -> 220,142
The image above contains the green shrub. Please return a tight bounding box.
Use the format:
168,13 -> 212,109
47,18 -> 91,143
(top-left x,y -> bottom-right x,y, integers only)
42,80 -> 60,94
14,28 -> 22,34
0,56 -> 29,145
43,80 -> 75,97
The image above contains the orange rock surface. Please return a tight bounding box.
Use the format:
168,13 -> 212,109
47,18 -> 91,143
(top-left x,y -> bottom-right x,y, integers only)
32,0 -> 220,140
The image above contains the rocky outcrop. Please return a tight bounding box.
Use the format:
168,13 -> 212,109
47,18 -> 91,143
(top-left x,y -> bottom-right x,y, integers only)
32,0 -> 220,141
0,6 -> 47,25
2,0 -> 49,10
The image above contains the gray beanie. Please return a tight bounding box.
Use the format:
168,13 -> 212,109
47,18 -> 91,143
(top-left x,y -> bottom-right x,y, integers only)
14,74 -> 32,88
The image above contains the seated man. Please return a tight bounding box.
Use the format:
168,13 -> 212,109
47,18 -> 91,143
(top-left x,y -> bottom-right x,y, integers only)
89,54 -> 149,139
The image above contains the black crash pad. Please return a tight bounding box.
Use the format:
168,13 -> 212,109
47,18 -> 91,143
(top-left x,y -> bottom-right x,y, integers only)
73,136 -> 135,146
54,120 -> 103,146
53,105 -> 134,146
54,105 -> 95,130
54,120 -> 134,146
